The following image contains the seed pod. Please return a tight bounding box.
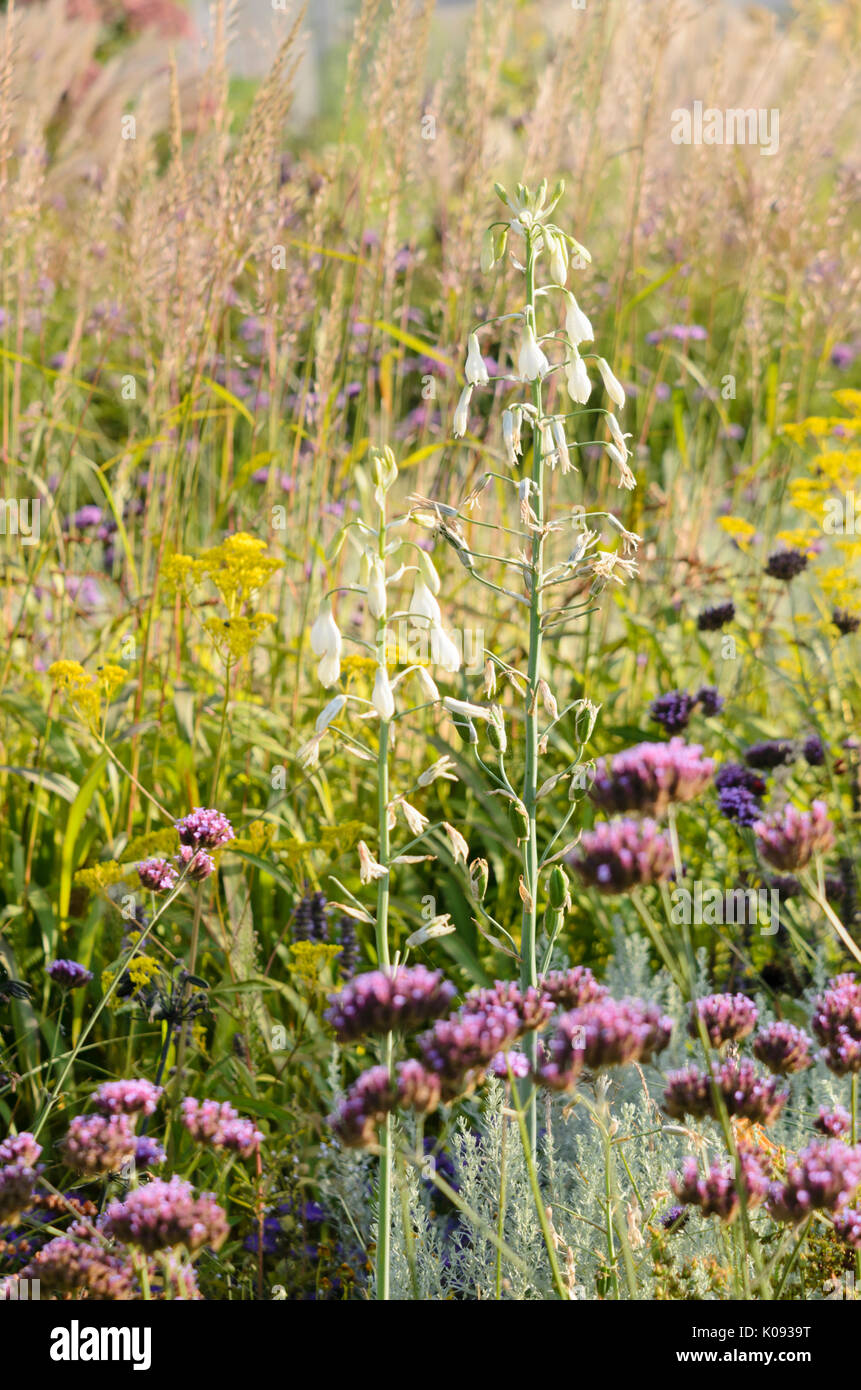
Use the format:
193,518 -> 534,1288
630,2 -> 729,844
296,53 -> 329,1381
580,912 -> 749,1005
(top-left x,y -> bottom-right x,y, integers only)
509,797 -> 530,842
548,865 -> 570,911
468,858 -> 489,904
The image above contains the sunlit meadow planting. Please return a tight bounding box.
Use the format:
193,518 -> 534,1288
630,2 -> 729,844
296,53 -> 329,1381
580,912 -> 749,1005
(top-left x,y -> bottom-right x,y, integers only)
0,0 -> 860,1309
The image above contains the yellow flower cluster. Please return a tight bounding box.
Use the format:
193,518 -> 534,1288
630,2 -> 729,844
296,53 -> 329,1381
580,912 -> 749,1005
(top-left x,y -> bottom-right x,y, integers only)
784,391 -> 861,621
47,660 -> 131,727
204,612 -> 276,662
101,954 -> 162,1007
288,941 -> 342,989
161,532 -> 281,663
74,862 -> 135,891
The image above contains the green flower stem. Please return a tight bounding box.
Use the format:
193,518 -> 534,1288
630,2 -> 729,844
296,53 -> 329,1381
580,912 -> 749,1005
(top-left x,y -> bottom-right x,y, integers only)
507,1059 -> 567,1299
374,506 -> 394,1302
520,229 -> 545,1159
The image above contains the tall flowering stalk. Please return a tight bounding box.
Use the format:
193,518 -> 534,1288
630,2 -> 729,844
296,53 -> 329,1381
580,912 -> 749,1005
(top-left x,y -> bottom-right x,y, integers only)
305,447 -> 464,1301
447,180 -> 638,1151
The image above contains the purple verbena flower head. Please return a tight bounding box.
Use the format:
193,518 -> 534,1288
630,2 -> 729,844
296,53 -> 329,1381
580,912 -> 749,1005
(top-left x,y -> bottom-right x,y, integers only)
325,965 -> 456,1041
744,740 -> 794,770
490,1049 -> 530,1080
833,608 -> 860,636
20,1234 -> 136,1299
802,735 -> 826,766
138,857 -> 179,892
418,1003 -> 522,1101
814,1106 -> 851,1138
93,1079 -> 163,1117
694,685 -> 724,717
103,1177 -> 228,1252
538,997 -> 672,1090
768,1140 -> 861,1223
650,690 -> 695,734
180,1098 -> 263,1158
589,739 -> 714,817
539,966 -> 608,1011
327,1066 -> 398,1147
752,1021 -> 812,1075
689,993 -> 758,1047
0,1162 -> 38,1224
47,959 -> 93,990
697,601 -> 735,631
833,1205 -> 861,1248
569,818 -> 674,892
59,1114 -> 137,1176
753,799 -> 835,871
812,974 -> 861,1075
134,1136 -> 167,1168
717,785 -> 763,826
670,1148 -> 769,1223
765,549 -> 808,582
174,808 -> 234,850
176,845 -> 216,881
0,1132 -> 41,1167
461,981 -> 554,1035
394,1059 -> 442,1114
663,1059 -> 788,1126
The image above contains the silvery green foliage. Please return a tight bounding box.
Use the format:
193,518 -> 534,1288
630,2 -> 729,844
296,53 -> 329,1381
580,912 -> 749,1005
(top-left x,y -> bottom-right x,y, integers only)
320,941 -> 851,1299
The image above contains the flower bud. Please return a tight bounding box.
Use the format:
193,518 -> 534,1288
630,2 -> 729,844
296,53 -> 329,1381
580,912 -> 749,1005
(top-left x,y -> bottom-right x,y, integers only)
468,858 -> 490,903
508,797 -> 530,842
465,333 -> 489,386
548,865 -> 570,910
453,383 -> 474,438
596,357 -> 626,409
367,556 -> 387,620
487,705 -> 507,753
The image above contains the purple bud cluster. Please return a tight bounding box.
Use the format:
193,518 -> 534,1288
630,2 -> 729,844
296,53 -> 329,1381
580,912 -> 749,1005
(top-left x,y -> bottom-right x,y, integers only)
103,1177 -> 229,1252
589,739 -> 714,817
0,1132 -> 43,1225
744,740 -> 794,770
833,1205 -> 861,1248
538,997 -> 672,1090
325,966 -> 457,1041
811,974 -> 861,1075
752,1022 -> 813,1075
765,549 -> 808,581
688,993 -> 758,1047
569,818 -> 674,893
767,1140 -> 861,1224
697,601 -> 735,631
663,1059 -> 788,1126
714,763 -> 767,827
47,959 -> 93,989
180,1098 -> 264,1158
650,687 -> 724,733
753,799 -> 835,871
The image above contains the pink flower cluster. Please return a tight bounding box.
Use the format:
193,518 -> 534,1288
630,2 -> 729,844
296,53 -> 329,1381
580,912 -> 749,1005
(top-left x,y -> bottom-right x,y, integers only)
753,799 -> 835,871
103,1176 -> 228,1253
569,818 -> 674,893
538,997 -> 673,1091
811,974 -> 861,1075
588,739 -> 714,818
180,1098 -> 263,1159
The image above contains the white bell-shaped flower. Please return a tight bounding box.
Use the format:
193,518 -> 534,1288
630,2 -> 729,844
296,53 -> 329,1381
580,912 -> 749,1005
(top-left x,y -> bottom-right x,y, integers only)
372,665 -> 395,720
430,624 -> 462,673
565,293 -> 594,346
453,383 -> 474,438
517,321 -> 550,382
596,357 -> 626,408
366,556 -> 387,620
565,350 -> 592,404
465,332 -> 489,387
310,604 -> 342,688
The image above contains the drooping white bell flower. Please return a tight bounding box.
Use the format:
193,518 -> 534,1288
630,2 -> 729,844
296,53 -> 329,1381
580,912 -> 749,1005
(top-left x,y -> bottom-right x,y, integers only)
502,408 -> 522,466
310,604 -> 342,688
596,357 -> 626,408
430,624 -> 462,674
465,332 -> 489,387
606,411 -> 631,455
372,664 -> 395,720
547,229 -> 568,287
409,575 -> 442,626
443,696 -> 491,721
564,293 -> 594,346
551,417 -> 574,474
453,384 -> 474,438
606,442 -> 636,491
414,665 -> 441,703
517,321 -> 550,382
366,556 -> 387,620
565,350 -> 592,405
